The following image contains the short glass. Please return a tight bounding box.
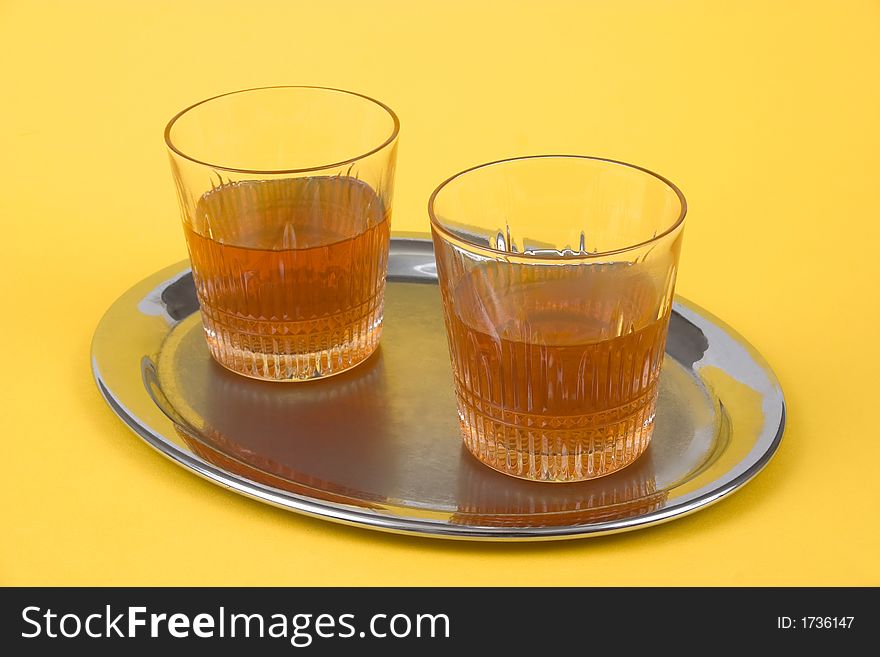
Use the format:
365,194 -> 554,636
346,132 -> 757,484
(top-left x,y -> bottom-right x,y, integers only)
429,155 -> 686,482
165,86 -> 399,381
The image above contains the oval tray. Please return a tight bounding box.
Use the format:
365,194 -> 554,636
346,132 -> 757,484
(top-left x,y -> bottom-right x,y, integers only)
91,237 -> 785,540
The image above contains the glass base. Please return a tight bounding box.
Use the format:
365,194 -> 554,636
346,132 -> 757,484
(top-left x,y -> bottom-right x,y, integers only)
457,390 -> 657,482
200,305 -> 383,382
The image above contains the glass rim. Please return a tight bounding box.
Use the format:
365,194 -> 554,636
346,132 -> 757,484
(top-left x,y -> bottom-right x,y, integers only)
428,154 -> 688,261
164,85 -> 400,175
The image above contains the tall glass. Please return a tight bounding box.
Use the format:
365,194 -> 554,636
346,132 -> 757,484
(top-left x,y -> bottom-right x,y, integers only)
165,86 -> 399,381
429,156 -> 686,482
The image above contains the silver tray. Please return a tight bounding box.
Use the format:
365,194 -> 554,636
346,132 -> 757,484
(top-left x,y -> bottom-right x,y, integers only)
91,237 -> 785,540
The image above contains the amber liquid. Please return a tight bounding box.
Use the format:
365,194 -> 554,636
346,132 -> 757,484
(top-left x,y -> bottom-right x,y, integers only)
184,176 -> 389,380
444,261 -> 672,481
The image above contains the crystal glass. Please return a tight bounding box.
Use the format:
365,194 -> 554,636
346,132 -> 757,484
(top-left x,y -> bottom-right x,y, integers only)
429,155 -> 686,482
165,86 -> 399,381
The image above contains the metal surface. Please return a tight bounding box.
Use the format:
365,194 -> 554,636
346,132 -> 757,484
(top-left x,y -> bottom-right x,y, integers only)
91,237 -> 785,540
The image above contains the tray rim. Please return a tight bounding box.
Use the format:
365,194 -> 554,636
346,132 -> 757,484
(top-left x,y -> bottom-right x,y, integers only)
91,236 -> 786,541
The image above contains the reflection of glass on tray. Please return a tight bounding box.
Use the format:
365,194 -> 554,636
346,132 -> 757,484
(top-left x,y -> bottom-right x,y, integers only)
147,322 -> 393,509
452,445 -> 668,527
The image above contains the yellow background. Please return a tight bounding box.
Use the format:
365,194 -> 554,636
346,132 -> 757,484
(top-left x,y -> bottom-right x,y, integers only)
2,0 -> 878,585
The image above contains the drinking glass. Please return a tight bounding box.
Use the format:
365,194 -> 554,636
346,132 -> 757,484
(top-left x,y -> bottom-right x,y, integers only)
429,155 -> 686,482
165,86 -> 399,381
